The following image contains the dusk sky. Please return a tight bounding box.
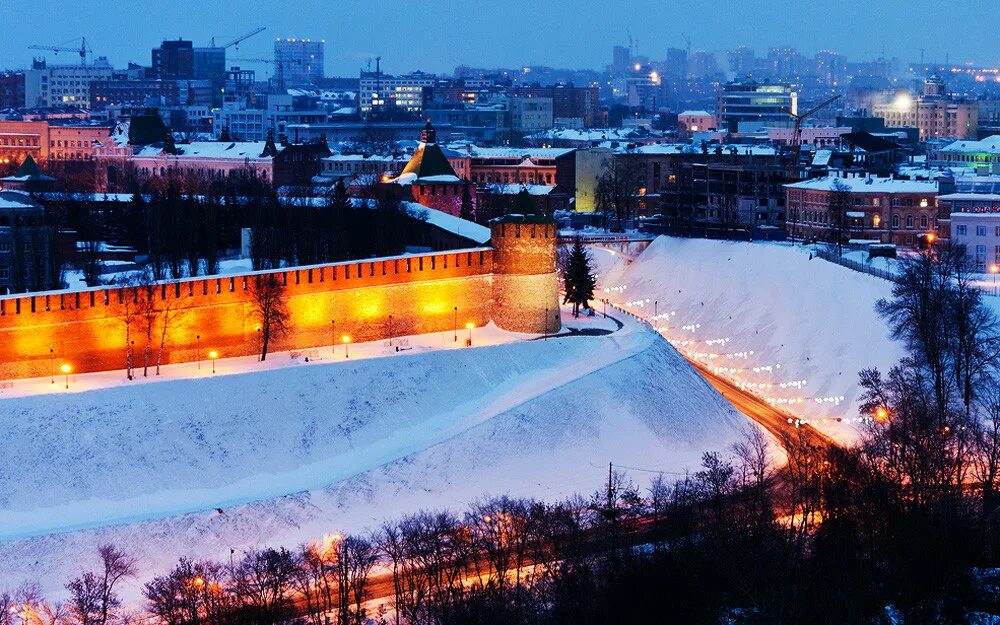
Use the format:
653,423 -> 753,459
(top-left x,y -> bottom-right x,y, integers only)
0,0 -> 995,74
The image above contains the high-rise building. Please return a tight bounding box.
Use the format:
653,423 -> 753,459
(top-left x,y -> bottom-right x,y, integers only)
612,46 -> 630,74
716,81 -> 796,132
359,71 -> 436,114
0,71 -> 25,108
24,58 -> 114,109
273,38 -> 324,87
815,50 -> 847,87
728,46 -> 755,78
152,40 -> 194,79
872,76 -> 978,140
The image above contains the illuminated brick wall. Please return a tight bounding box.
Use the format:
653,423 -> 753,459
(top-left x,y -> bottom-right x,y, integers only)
0,249 -> 495,379
490,221 -> 561,334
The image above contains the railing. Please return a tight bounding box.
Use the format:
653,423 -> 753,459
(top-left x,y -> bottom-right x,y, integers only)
813,249 -> 897,283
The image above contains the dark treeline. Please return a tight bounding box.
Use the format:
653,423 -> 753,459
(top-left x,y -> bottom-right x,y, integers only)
41,172 -> 424,288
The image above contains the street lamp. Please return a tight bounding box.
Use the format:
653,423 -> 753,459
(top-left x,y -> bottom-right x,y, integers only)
209,350 -> 219,374
465,321 -> 474,346
49,347 -> 55,385
388,314 -> 394,346
60,363 -> 71,390
991,264 -> 999,296
544,307 -> 549,340
330,320 -> 335,355
453,306 -> 458,342
196,335 -> 201,370
342,335 -> 351,358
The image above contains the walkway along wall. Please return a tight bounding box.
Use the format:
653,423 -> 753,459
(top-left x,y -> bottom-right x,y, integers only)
0,248 -> 495,379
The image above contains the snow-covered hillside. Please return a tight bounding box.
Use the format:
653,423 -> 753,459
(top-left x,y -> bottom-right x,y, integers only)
0,311 -> 751,597
594,237 -> 904,443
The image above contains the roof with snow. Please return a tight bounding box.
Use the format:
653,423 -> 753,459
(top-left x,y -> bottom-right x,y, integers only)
679,110 -> 713,117
2,156 -> 55,182
939,135 -> 1000,155
785,176 -> 939,193
0,190 -> 42,210
483,184 -> 558,195
404,202 -> 490,244
457,145 -> 575,159
392,123 -> 462,185
135,141 -> 277,160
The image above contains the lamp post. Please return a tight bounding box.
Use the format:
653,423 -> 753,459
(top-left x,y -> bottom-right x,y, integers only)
60,363 -> 71,390
991,264 -> 999,296
331,320 -> 335,355
465,322 -> 474,346
49,347 -> 55,385
196,335 -> 201,370
544,307 -> 549,341
388,314 -> 394,346
209,350 -> 218,374
342,335 -> 351,358
453,306 -> 458,342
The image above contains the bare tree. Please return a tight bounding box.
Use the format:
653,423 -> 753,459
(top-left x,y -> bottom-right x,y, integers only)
248,274 -> 290,361
114,276 -> 141,380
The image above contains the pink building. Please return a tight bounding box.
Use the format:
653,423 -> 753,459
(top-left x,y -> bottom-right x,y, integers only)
677,110 -> 716,132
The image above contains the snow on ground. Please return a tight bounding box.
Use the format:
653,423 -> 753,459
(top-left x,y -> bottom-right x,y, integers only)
593,236 -> 905,443
0,307 -> 752,598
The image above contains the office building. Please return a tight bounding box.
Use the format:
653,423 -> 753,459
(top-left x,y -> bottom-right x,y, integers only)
274,38 -> 324,86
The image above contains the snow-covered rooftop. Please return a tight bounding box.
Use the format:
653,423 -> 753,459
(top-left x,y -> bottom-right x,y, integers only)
678,110 -> 713,117
404,202 -> 490,244
786,176 -> 939,194
938,135 -> 1000,155
457,145 -> 575,159
135,141 -> 274,160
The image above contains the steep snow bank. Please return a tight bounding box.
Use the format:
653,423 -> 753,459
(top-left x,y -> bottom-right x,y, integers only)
0,311 -> 750,596
596,237 -> 904,443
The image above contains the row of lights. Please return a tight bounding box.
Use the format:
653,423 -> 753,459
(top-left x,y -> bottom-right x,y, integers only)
606,282 -> 852,418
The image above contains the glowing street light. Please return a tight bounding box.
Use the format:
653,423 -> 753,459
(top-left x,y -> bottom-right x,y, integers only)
342,335 -> 351,358
60,363 -> 71,390
209,350 -> 219,374
992,264 -> 999,296
465,321 -> 475,345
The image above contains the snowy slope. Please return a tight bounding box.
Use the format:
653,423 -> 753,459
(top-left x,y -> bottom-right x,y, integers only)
0,312 -> 751,597
595,237 -> 904,442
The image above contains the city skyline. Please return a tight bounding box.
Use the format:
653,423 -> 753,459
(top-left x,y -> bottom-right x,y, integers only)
0,0 -> 996,76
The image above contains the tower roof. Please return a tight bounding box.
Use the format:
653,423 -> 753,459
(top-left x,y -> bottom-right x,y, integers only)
397,122 -> 461,182
491,188 -> 554,225
2,155 -> 55,182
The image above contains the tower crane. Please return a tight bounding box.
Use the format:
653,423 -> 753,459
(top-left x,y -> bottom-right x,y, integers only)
28,37 -> 91,65
210,26 -> 266,50
780,93 -> 841,177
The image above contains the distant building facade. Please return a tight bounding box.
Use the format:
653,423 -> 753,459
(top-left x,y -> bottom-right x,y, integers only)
785,175 -> 939,246
274,38 -> 324,86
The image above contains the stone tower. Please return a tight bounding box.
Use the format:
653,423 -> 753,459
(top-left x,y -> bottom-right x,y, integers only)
489,190 -> 561,334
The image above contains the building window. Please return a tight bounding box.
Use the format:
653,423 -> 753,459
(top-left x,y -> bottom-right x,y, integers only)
957,225 -> 967,236
892,214 -> 900,228
906,215 -> 914,229
978,225 -> 988,236
920,215 -> 928,228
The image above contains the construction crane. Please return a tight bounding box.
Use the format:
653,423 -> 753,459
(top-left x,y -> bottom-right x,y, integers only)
28,37 -> 91,65
210,26 -> 266,50
229,56 -> 304,91
781,93 -> 841,177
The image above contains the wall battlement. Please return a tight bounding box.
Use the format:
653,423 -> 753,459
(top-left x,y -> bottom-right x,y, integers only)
0,215 -> 562,380
0,248 -> 496,379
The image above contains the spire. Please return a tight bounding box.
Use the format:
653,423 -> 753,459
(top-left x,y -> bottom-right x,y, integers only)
260,129 -> 279,157
420,120 -> 437,144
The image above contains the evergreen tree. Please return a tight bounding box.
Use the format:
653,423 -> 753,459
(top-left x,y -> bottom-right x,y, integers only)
562,238 -> 597,317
